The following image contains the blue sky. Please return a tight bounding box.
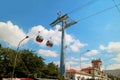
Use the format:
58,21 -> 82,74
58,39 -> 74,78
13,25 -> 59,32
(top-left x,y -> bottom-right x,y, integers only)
0,0 -> 120,70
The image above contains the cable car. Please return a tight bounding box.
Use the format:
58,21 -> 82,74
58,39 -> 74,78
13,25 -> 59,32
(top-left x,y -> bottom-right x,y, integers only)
46,40 -> 53,47
36,31 -> 43,43
36,35 -> 43,43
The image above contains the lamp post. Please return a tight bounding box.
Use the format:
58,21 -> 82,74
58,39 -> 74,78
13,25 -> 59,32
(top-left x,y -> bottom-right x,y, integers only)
12,36 -> 29,79
80,50 -> 90,70
79,50 -> 90,80
80,50 -> 90,80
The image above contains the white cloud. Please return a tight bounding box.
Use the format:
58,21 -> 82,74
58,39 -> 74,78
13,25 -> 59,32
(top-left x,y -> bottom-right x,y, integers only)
70,40 -> 87,52
28,25 -> 86,52
28,25 -> 65,46
65,34 -> 74,46
81,62 -> 91,69
68,56 -> 88,61
85,50 -> 99,56
28,25 -> 54,47
106,63 -> 120,70
54,61 -> 80,70
65,61 -> 78,70
107,42 -> 120,54
54,61 -> 60,66
54,60 -> 91,70
100,42 -> 120,62
112,54 -> 120,62
0,21 -> 27,47
69,56 -> 79,61
0,21 -> 86,53
54,61 -> 78,70
100,42 -> 120,54
81,57 -> 89,61
99,45 -> 106,50
37,49 -> 58,57
28,25 -> 45,39
55,59 -> 120,70
67,62 -> 91,70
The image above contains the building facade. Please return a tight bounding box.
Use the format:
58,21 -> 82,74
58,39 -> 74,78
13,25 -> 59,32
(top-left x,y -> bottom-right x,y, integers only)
66,69 -> 92,80
66,59 -> 109,80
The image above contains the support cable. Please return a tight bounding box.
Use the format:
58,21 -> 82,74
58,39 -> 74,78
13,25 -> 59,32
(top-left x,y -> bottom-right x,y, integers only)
77,3 -> 120,22
112,0 -> 120,14
68,0 -> 99,14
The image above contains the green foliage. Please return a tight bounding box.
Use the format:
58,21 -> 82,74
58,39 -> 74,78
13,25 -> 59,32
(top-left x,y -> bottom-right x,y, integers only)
46,62 -> 59,78
108,74 -> 120,80
0,44 -> 60,79
0,46 -> 16,78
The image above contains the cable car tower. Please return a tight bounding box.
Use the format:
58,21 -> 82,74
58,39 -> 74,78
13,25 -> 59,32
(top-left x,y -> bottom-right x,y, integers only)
50,12 -> 77,77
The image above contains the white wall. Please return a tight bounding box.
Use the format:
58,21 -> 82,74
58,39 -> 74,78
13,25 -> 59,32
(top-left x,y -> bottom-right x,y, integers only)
75,74 -> 92,80
66,73 -> 92,80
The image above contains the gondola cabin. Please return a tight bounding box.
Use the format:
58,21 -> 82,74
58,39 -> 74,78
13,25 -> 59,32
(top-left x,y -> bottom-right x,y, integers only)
46,40 -> 53,47
36,35 -> 43,43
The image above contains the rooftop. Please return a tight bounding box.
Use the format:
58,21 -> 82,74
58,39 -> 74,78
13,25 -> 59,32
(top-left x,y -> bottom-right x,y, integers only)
66,69 -> 91,76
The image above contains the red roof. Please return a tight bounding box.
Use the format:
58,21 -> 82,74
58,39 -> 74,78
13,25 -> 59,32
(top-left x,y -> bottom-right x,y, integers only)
81,66 -> 93,71
66,69 -> 80,73
66,69 -> 90,76
81,66 -> 93,74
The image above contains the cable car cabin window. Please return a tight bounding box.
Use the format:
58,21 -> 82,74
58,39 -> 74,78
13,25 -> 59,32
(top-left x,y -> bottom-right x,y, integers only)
46,40 -> 53,47
36,35 -> 43,43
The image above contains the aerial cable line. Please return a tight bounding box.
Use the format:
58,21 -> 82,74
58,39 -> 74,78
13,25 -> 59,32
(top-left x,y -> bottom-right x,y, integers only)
77,3 -> 120,22
68,0 -> 99,14
49,2 -> 120,38
49,30 -> 59,38
112,0 -> 120,13
48,1 -> 120,43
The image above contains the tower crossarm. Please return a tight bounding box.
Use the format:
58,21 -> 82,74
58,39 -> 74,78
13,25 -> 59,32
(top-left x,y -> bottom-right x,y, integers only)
50,14 -> 69,27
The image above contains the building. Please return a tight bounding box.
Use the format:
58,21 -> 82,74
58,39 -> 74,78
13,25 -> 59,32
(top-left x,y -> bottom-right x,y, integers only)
66,69 -> 92,80
66,59 -> 109,80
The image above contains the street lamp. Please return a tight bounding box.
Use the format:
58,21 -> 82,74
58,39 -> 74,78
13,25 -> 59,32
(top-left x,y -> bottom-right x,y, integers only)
12,36 -> 29,79
79,50 -> 90,80
80,50 -> 90,70
11,32 -> 54,79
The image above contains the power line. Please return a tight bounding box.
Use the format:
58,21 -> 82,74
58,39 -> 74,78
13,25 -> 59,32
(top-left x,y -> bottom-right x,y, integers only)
112,0 -> 120,13
50,1 -> 120,38
67,0 -> 99,14
77,3 -> 120,22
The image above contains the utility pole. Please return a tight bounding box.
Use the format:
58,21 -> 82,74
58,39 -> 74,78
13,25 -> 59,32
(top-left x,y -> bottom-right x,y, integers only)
50,12 -> 77,77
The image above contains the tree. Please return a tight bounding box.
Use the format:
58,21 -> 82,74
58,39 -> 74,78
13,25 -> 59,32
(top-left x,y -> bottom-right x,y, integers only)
0,46 -> 17,78
16,49 -> 46,77
0,44 -> 60,79
47,62 -> 59,79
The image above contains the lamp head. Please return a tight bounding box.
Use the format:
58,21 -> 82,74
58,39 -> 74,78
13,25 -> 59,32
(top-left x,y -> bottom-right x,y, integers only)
26,36 -> 29,38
